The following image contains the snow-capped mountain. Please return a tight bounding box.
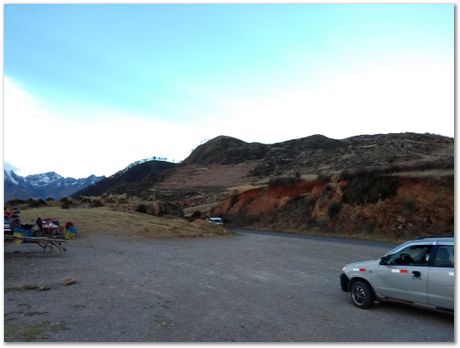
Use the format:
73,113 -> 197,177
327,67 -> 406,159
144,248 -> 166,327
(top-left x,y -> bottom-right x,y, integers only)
4,170 -> 105,201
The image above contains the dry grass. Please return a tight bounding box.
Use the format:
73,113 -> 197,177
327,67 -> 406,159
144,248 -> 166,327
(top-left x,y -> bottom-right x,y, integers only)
226,184 -> 265,194
389,169 -> 454,177
20,207 -> 229,240
158,162 -> 258,189
183,202 -> 219,217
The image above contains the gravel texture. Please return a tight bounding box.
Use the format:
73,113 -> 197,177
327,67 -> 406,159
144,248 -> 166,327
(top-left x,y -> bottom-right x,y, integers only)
4,229 -> 454,342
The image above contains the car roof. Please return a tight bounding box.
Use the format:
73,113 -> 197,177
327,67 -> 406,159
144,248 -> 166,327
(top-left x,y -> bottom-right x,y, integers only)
413,236 -> 454,243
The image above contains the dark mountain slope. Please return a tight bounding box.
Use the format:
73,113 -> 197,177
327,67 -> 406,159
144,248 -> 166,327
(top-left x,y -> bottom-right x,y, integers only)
73,160 -> 176,197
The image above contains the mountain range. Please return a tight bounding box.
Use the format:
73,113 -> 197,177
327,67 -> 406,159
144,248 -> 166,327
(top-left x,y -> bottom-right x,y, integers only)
72,132 -> 454,240
4,170 -> 104,201
74,132 -> 454,198
5,132 -> 454,240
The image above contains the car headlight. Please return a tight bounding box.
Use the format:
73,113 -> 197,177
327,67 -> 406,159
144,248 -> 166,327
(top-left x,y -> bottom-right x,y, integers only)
342,266 -> 347,272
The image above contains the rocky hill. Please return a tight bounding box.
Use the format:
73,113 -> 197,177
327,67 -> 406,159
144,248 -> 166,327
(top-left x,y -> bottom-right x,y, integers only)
4,170 -> 104,201
73,160 -> 176,197
174,132 -> 454,241
61,132 -> 453,241
185,133 -> 452,178
182,136 -> 268,165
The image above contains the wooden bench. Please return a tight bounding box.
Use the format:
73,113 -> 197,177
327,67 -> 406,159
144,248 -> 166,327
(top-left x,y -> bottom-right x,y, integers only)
4,235 -> 67,255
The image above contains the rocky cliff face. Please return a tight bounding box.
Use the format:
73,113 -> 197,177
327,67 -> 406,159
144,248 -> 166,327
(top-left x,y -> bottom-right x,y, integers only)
211,174 -> 454,241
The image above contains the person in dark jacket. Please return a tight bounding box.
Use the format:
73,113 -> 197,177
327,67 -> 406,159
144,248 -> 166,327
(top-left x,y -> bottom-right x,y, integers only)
36,217 -> 43,232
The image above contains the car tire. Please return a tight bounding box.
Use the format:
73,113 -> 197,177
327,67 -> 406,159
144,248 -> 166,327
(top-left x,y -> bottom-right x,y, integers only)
350,280 -> 375,309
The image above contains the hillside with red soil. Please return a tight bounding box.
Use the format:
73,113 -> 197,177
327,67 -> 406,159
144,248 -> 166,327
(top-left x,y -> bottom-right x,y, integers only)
71,132 -> 454,241
211,175 -> 453,242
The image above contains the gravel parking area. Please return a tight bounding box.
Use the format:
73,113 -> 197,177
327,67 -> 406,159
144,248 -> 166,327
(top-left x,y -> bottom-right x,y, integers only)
4,229 -> 454,342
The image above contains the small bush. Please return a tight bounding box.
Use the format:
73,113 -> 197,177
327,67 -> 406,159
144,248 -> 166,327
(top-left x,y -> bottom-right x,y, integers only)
136,204 -> 148,214
230,194 -> 239,206
403,198 -> 417,212
6,198 -> 26,206
317,174 -> 331,182
328,202 -> 342,219
117,196 -> 128,205
80,196 -> 92,204
61,197 -> 72,209
189,210 -> 203,221
103,195 -> 116,204
268,176 -> 303,187
28,199 -> 47,208
90,199 -> 104,208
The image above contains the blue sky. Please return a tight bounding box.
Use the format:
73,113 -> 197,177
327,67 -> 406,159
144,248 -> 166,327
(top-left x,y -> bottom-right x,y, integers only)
4,3 -> 454,178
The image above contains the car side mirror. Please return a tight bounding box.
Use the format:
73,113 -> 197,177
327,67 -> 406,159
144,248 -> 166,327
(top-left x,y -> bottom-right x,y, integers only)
379,255 -> 390,265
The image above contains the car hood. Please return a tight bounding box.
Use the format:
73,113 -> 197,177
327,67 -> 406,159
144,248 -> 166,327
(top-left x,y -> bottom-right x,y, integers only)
343,259 -> 379,272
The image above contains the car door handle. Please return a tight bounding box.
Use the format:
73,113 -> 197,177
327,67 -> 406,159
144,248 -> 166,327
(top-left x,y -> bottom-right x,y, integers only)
412,271 -> 421,278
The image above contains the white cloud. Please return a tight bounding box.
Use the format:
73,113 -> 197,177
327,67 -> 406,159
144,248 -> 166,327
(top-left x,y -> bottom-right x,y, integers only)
3,76 -> 208,178
4,54 -> 453,178
206,55 -> 454,143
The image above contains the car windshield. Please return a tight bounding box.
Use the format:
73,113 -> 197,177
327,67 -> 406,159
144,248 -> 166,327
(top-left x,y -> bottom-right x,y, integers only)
383,240 -> 413,257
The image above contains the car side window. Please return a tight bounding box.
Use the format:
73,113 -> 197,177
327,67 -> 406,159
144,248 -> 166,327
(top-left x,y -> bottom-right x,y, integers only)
433,245 -> 454,268
388,245 -> 433,266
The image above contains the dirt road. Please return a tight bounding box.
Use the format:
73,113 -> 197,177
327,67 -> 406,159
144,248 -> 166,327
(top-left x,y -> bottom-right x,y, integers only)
4,229 -> 454,342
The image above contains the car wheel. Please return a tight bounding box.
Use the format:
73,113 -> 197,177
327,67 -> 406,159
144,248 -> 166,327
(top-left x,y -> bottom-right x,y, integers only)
350,280 -> 375,309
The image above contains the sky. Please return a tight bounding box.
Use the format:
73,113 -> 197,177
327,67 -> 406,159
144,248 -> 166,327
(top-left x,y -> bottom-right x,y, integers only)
3,3 -> 454,178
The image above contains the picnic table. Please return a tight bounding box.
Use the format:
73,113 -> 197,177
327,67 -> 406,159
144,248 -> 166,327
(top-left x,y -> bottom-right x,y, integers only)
4,235 -> 67,255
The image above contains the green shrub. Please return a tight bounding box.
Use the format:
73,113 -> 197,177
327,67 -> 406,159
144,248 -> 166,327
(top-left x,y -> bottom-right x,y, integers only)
61,197 -> 72,209
268,176 -> 303,186
136,204 -> 148,214
117,196 -> 128,205
230,194 -> 239,206
6,198 -> 26,206
103,195 -> 116,204
90,199 -> 104,208
28,199 -> 47,208
342,175 -> 399,205
189,210 -> 202,221
328,202 -> 342,219
403,198 -> 417,212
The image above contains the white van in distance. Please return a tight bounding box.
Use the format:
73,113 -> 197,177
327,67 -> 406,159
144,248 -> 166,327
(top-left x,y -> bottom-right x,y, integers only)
207,217 -> 224,225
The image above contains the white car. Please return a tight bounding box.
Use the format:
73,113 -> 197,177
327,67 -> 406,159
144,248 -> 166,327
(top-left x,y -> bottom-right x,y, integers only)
340,236 -> 454,311
207,217 -> 223,225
